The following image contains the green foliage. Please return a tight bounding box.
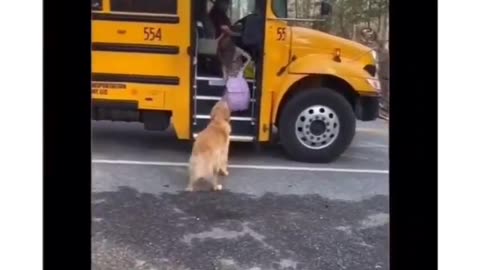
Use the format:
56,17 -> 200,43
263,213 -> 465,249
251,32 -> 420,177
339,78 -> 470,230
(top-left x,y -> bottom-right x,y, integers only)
329,0 -> 388,38
288,0 -> 388,40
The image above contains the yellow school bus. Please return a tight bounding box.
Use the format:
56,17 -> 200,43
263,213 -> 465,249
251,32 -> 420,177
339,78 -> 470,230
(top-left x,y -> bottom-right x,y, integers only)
91,0 -> 380,163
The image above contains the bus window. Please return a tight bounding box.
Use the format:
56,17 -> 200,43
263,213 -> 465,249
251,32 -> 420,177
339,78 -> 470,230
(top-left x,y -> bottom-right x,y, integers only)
271,0 -> 287,18
230,0 -> 256,22
110,0 -> 177,14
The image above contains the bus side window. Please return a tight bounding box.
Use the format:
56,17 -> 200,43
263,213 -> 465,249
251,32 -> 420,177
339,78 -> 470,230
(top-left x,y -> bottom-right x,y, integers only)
110,0 -> 177,14
91,0 -> 102,10
271,0 -> 287,18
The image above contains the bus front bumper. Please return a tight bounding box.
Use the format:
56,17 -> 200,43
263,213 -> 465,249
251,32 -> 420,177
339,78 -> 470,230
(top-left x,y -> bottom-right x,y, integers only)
355,94 -> 380,121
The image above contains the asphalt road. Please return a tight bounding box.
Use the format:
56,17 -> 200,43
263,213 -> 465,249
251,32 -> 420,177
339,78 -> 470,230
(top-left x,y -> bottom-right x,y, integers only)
92,120 -> 389,270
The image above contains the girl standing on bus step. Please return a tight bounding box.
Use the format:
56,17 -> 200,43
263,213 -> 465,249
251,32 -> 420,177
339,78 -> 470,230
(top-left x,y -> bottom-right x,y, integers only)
217,31 -> 251,112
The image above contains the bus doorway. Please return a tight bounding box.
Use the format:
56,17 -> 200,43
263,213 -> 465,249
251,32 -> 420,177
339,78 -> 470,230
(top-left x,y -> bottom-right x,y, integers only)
191,0 -> 266,142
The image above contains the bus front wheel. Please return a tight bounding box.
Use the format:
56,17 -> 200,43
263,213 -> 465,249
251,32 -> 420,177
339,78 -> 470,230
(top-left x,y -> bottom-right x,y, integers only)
278,87 -> 356,163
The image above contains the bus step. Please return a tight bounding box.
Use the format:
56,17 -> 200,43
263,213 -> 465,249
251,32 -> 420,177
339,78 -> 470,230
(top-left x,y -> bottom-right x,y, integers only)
194,95 -> 256,102
194,98 -> 255,116
193,133 -> 255,142
194,114 -> 254,122
196,76 -> 255,84
192,117 -> 255,137
195,78 -> 256,97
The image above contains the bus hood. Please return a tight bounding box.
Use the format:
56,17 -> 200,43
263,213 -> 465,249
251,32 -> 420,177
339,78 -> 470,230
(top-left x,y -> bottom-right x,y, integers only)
290,26 -> 373,62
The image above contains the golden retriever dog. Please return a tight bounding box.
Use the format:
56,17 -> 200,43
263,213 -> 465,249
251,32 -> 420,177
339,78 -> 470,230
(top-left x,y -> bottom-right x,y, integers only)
186,100 -> 231,192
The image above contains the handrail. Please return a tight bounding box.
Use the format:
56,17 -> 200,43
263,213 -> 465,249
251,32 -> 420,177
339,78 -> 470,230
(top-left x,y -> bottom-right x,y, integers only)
267,17 -> 328,23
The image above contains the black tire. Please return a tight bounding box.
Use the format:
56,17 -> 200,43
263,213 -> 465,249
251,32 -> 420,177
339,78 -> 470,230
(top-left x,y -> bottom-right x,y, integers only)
278,87 -> 356,163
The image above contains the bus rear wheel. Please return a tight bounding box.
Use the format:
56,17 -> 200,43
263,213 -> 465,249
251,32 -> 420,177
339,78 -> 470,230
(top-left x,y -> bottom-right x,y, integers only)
278,87 -> 356,163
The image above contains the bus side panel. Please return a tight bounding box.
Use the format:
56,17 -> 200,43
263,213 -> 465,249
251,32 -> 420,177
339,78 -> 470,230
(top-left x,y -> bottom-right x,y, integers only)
91,0 -> 192,139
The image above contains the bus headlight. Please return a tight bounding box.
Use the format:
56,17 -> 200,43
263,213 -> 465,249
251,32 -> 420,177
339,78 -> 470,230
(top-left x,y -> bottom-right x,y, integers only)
369,50 -> 381,93
371,50 -> 378,62
370,50 -> 380,78
367,78 -> 381,92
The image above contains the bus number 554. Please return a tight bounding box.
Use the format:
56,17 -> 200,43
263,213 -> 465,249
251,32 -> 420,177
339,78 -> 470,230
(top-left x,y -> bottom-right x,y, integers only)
144,27 -> 162,41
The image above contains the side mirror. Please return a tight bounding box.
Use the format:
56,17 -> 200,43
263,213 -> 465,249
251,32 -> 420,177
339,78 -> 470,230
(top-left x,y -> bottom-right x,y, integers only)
320,1 -> 332,17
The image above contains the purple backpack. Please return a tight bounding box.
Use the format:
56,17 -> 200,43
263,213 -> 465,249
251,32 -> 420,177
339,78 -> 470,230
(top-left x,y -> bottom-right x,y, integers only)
223,73 -> 250,112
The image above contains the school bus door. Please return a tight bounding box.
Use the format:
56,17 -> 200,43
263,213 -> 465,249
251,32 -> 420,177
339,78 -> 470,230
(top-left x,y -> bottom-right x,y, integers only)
92,0 -> 193,138
257,0 -> 291,141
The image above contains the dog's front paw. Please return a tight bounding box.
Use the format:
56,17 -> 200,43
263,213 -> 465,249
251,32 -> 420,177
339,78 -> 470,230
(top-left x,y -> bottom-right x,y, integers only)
219,168 -> 229,176
185,186 -> 194,192
213,184 -> 223,191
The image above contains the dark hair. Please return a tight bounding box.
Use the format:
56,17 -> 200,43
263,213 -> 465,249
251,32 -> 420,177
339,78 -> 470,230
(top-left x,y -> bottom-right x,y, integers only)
213,0 -> 230,10
215,0 -> 230,6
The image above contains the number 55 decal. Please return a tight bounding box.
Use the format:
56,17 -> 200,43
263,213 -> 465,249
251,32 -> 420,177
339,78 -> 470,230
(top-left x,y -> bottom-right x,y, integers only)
277,27 -> 286,41
144,27 -> 162,41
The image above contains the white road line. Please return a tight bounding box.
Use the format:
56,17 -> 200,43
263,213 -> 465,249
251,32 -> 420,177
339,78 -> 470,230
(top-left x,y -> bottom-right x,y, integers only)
355,128 -> 388,135
92,159 -> 389,174
352,144 -> 389,148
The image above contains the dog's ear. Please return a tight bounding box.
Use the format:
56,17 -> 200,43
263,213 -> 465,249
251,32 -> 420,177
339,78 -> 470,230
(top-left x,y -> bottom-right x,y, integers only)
210,101 -> 219,118
220,101 -> 231,121
222,112 -> 230,122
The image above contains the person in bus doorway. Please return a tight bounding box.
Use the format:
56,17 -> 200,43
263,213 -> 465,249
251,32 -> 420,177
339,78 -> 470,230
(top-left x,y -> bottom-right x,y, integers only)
241,2 -> 265,61
218,34 -> 252,112
209,0 -> 238,39
209,0 -> 241,78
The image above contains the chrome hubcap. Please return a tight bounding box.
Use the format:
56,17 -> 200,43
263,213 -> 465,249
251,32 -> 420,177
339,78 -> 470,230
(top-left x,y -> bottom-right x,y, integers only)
295,105 -> 340,150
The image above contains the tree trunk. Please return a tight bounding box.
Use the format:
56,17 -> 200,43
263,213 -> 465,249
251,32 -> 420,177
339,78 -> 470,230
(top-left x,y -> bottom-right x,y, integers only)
379,14 -> 388,45
367,0 -> 371,28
